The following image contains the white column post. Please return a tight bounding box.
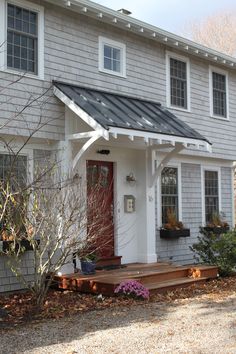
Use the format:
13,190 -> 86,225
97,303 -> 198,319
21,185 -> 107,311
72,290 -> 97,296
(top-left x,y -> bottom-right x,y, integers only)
137,148 -> 157,263
145,148 -> 157,262
57,139 -> 74,275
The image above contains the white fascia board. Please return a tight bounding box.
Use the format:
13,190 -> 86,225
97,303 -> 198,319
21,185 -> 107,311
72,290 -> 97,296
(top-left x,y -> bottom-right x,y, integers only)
53,87 -> 109,141
46,0 -> 236,68
108,127 -> 212,152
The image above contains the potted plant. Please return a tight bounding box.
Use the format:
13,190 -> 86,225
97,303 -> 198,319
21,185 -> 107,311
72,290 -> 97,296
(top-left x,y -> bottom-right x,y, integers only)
160,209 -> 190,239
80,252 -> 98,275
203,212 -> 229,235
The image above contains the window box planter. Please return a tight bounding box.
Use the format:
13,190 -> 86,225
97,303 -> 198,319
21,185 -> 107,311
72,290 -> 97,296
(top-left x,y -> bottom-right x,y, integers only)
203,226 -> 230,235
160,228 -> 190,239
0,239 -> 38,253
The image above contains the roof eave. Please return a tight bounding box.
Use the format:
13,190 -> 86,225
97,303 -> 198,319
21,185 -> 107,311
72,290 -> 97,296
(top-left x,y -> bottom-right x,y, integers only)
46,0 -> 236,69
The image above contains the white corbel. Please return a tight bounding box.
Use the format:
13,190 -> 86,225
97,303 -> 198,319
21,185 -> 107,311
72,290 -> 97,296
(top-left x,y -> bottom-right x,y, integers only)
72,132 -> 102,170
148,142 -> 185,187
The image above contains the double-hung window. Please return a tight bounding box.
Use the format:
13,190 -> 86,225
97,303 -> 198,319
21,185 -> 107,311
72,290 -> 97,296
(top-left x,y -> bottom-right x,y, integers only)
204,170 -> 219,224
0,0 -> 44,78
99,37 -> 126,77
7,3 -> 38,74
161,167 -> 179,224
166,52 -> 190,110
210,67 -> 228,119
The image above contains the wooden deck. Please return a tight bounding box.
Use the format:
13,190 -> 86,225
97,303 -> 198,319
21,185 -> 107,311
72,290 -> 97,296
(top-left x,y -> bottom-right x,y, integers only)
54,262 -> 218,296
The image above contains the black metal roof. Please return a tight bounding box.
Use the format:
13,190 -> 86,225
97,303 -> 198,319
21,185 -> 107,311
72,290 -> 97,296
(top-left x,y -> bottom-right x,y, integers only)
54,81 -> 210,144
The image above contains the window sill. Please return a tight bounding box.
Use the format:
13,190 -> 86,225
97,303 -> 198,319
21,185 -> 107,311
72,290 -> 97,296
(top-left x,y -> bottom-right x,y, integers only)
0,68 -> 44,81
167,105 -> 191,114
210,115 -> 229,121
99,68 -> 127,79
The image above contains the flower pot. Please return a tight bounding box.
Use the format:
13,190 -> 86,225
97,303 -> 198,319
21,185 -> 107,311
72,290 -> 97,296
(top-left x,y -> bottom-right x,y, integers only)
160,228 -> 190,239
80,259 -> 96,275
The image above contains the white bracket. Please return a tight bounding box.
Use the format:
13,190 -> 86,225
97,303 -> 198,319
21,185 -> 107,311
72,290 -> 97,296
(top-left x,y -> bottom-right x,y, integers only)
72,132 -> 102,170
148,142 -> 185,187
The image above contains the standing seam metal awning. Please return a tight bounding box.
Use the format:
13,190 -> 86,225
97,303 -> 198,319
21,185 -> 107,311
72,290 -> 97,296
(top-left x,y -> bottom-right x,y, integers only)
53,81 -> 211,150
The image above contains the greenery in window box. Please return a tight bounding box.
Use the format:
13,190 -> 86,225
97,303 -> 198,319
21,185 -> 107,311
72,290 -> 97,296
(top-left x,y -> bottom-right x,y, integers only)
190,227 -> 236,276
160,209 -> 190,238
0,194 -> 37,254
204,212 -> 229,234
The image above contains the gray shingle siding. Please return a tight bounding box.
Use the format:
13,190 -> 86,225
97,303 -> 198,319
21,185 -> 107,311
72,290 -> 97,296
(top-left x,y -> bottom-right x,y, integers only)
0,2 -> 235,160
156,163 -> 233,264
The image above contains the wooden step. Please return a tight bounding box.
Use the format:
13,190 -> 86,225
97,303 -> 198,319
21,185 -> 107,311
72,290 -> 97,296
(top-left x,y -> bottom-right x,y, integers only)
53,263 -> 218,296
146,277 -> 208,294
96,256 -> 122,268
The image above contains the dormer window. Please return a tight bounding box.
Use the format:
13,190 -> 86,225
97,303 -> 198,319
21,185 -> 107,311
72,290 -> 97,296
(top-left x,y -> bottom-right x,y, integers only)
99,37 -> 126,77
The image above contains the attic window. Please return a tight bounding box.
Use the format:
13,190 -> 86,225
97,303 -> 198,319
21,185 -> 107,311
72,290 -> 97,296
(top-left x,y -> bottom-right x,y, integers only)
99,36 -> 126,77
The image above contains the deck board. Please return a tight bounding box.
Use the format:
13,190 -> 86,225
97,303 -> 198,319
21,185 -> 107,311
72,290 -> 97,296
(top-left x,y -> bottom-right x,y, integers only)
54,262 -> 218,296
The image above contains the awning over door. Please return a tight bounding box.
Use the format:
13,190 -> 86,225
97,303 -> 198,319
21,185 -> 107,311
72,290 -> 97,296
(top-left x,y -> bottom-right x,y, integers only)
53,80 -> 211,151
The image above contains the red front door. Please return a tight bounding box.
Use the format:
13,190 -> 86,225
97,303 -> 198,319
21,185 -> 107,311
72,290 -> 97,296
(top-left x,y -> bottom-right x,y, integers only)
87,160 -> 114,258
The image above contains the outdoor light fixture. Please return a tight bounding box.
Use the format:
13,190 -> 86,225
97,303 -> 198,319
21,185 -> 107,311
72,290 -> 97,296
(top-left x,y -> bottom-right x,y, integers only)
126,173 -> 136,183
97,149 -> 110,155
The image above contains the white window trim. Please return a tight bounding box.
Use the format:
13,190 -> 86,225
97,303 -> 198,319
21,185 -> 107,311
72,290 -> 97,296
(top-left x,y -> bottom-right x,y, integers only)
209,65 -> 229,120
0,0 -> 44,80
157,163 -> 182,227
98,36 -> 126,78
166,51 -> 191,113
201,165 -> 222,226
0,145 -> 33,184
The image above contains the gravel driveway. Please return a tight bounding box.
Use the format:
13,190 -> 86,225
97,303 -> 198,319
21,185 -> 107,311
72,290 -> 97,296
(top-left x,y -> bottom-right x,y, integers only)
1,293 -> 236,354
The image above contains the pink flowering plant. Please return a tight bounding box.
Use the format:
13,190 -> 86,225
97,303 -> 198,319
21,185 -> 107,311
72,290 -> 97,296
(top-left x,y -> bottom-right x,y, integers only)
114,280 -> 149,300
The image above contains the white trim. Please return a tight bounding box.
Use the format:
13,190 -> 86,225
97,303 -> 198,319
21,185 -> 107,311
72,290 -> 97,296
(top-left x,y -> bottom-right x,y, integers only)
0,145 -> 33,184
46,0 -> 236,70
98,36 -> 126,78
201,165 -> 222,226
157,162 -> 182,227
0,0 -> 44,80
67,131 -> 103,140
209,65 -> 229,120
53,86 -> 109,140
108,127 -> 211,152
166,51 -> 191,112
231,167 -> 235,228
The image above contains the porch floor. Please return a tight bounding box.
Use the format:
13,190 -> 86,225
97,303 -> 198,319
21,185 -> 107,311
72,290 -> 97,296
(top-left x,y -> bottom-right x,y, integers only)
54,262 -> 218,296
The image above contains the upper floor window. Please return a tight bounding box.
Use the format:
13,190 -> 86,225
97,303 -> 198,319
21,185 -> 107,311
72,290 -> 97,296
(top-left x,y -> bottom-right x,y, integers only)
210,67 -> 228,119
99,37 -> 126,77
166,52 -> 190,111
7,3 -> 38,74
204,170 -> 219,224
161,167 -> 179,224
0,0 -> 44,79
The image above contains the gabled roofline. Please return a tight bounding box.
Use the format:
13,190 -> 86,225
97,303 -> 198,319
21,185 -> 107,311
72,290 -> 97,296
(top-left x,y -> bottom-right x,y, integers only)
46,0 -> 236,69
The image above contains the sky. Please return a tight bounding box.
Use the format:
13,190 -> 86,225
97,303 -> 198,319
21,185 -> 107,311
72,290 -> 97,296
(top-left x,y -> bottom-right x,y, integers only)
96,0 -> 236,35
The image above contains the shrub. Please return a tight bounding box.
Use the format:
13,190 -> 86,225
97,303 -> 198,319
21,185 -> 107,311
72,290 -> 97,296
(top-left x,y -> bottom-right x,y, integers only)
190,227 -> 236,276
114,280 -> 149,300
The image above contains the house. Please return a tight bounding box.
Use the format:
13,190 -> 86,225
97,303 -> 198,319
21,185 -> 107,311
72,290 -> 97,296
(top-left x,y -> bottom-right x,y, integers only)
0,0 -> 235,293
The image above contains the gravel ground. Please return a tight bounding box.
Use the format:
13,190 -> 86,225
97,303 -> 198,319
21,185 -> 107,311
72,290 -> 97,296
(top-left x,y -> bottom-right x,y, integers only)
1,293 -> 236,354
